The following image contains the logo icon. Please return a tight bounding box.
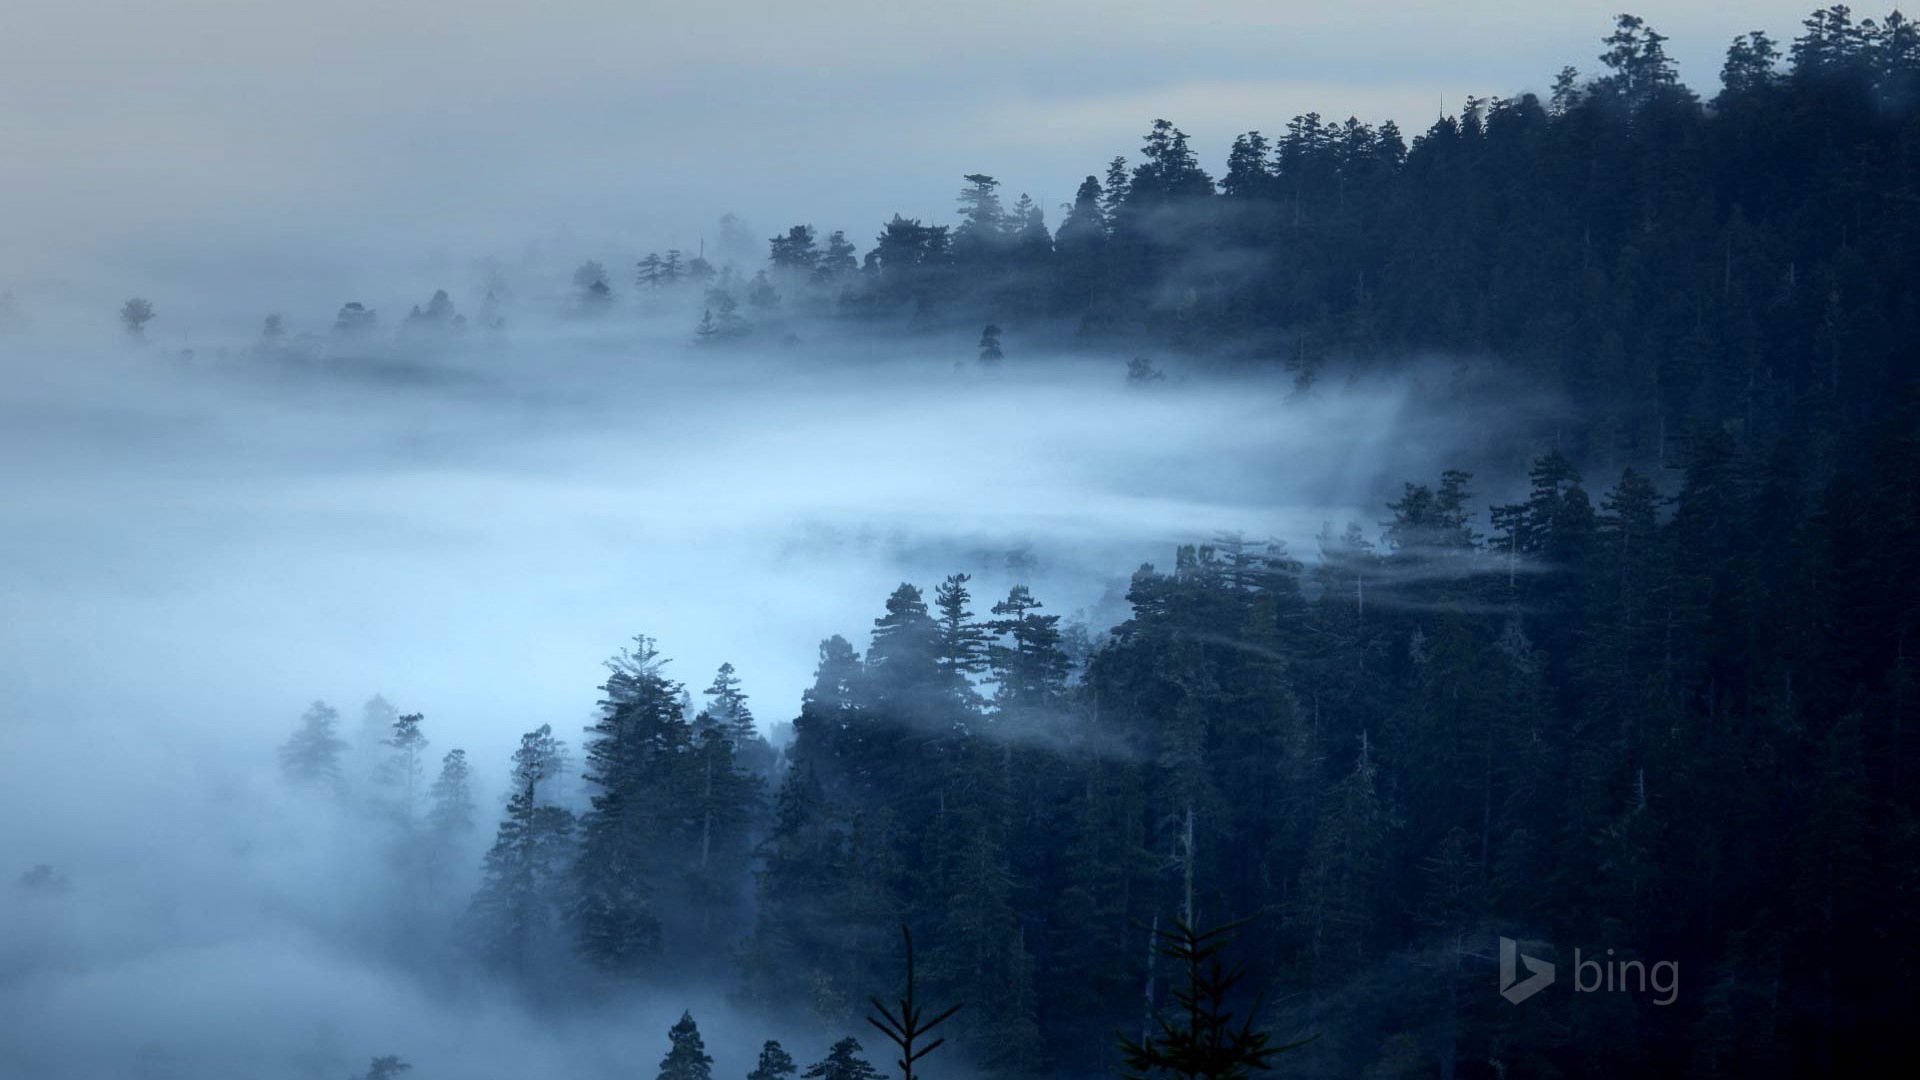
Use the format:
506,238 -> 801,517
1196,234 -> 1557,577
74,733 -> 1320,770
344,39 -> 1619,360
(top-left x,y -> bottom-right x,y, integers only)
1499,936 -> 1555,1004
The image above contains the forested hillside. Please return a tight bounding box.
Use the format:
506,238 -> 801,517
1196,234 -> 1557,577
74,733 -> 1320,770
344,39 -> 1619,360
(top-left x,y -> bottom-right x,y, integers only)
261,9 -> 1920,1080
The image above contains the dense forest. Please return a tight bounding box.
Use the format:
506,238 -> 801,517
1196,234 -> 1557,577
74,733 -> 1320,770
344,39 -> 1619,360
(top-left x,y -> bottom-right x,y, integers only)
242,8 -> 1920,1080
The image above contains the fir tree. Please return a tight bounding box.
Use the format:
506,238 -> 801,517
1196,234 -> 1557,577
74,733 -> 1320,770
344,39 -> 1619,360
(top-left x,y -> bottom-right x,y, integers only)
977,324 -> 1003,366
702,662 -> 758,747
803,1039 -> 884,1080
933,573 -> 991,702
468,725 -> 576,975
638,253 -> 665,290
770,225 -> 821,275
748,1041 -> 797,1080
356,695 -> 399,790
1119,919 -> 1314,1080
280,701 -> 347,791
657,1011 -> 713,1080
425,747 -> 475,888
377,712 -> 430,828
574,636 -> 688,975
360,1056 -> 411,1080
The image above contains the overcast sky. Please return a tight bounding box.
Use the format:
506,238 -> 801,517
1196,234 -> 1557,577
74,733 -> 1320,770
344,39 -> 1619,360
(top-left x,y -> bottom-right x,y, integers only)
4,2 -> 1822,316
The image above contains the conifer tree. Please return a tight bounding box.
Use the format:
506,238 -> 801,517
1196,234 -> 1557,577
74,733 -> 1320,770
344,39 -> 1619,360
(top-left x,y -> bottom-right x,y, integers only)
866,925 -> 962,1080
865,584 -> 945,712
748,270 -> 781,310
638,253 -> 665,290
803,1039 -> 884,1080
378,712 -> 430,828
770,225 -> 821,275
279,701 -> 347,791
815,231 -> 859,284
1119,919 -> 1314,1080
119,297 -> 155,338
702,662 -> 758,747
933,573 -> 991,703
425,748 -> 475,889
748,1041 -> 798,1080
977,324 -> 1003,366
988,585 -> 1069,718
657,1011 -> 714,1080
575,636 -> 689,975
468,725 -> 576,975
356,695 -> 399,789
360,1056 -> 411,1080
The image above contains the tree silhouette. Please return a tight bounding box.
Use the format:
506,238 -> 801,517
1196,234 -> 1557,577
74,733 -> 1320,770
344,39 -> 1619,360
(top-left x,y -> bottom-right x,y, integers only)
867,925 -> 962,1080
1118,919 -> 1314,1080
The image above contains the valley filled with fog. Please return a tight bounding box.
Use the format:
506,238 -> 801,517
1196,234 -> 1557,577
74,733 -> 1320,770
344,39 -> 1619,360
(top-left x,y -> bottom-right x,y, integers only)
0,307 -> 1509,1078
7,5 -> 1920,1078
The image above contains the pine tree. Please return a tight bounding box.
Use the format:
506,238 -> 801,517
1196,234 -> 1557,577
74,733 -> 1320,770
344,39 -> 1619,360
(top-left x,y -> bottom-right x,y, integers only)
1101,156 -> 1131,225
1119,919 -> 1313,1080
702,662 -> 757,746
933,573 -> 991,703
425,748 -> 475,889
803,1039 -> 884,1080
748,1041 -> 798,1080
1057,175 -> 1107,249
356,694 -> 399,789
279,701 -> 347,791
377,712 -> 430,828
468,725 -> 576,975
815,231 -> 860,284
770,225 -> 821,275
573,261 -> 612,309
977,324 -> 1003,366
748,270 -> 781,310
866,925 -> 963,1080
866,584 -> 945,713
988,585 -> 1069,719
575,636 -> 689,975
657,1011 -> 714,1080
680,718 -> 765,952
955,175 -> 1007,241
361,1056 -> 412,1080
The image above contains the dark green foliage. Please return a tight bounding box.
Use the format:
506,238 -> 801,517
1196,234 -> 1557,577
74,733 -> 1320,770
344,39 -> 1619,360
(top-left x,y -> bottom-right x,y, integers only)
933,573 -> 990,696
770,226 -> 820,275
658,1012 -> 713,1080
803,1039 -> 884,1080
574,637 -> 687,975
417,12 -> 1920,1076
747,1041 -> 797,1080
468,725 -> 576,976
1118,920 -> 1313,1080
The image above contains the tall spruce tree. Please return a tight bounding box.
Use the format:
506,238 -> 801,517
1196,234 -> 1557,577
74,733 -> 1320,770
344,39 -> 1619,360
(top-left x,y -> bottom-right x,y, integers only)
377,712 -> 430,828
575,636 -> 689,975
468,725 -> 576,976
